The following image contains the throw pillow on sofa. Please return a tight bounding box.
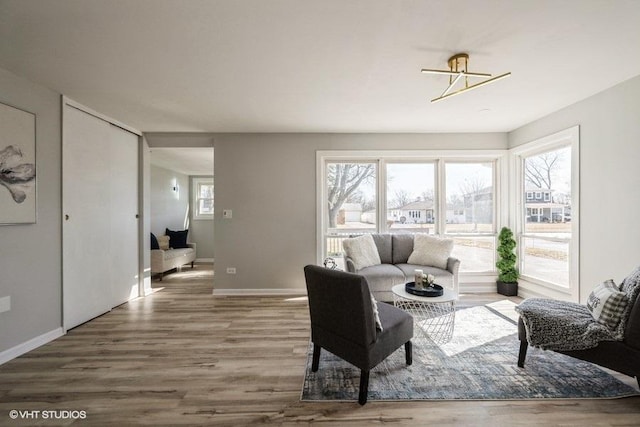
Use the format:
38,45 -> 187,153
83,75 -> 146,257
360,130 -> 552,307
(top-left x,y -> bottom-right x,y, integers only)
157,235 -> 170,250
407,234 -> 453,270
586,279 -> 629,329
166,228 -> 189,249
150,233 -> 160,250
342,234 -> 381,271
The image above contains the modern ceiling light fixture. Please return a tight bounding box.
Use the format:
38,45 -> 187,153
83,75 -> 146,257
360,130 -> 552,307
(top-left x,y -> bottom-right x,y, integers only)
421,53 -> 511,103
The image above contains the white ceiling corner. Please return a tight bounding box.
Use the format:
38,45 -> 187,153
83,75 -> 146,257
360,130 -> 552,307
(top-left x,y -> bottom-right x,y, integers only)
0,0 -> 639,133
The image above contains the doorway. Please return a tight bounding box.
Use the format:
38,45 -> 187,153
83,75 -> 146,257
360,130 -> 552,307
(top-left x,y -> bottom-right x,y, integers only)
148,147 -> 214,284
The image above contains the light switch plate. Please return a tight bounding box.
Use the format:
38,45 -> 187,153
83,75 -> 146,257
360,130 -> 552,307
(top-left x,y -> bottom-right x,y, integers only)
223,209 -> 233,219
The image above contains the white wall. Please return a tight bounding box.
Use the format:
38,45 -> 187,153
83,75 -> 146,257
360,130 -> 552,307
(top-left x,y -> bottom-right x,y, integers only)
150,164 -> 190,237
509,75 -> 640,302
213,133 -> 508,293
0,68 -> 62,354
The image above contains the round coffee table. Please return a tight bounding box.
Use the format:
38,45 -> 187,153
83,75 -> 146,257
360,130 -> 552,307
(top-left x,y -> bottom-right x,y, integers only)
392,284 -> 457,344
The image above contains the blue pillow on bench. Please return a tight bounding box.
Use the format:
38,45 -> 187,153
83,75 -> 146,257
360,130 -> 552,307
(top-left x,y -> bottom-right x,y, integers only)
150,233 -> 160,250
165,228 -> 189,249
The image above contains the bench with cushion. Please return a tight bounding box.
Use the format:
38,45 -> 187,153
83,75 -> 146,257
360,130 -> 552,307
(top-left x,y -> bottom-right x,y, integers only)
516,266 -> 640,387
150,229 -> 196,280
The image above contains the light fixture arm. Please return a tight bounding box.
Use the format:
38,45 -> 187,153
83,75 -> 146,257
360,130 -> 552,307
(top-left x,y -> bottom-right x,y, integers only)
421,53 -> 511,103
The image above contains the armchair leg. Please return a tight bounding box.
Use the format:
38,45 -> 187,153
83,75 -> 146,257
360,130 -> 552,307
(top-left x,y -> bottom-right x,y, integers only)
517,340 -> 528,368
311,344 -> 321,372
405,341 -> 413,365
358,370 -> 370,405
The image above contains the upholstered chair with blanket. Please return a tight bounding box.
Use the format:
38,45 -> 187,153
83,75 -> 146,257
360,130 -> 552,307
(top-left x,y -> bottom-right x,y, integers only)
303,265 -> 414,405
516,266 -> 640,387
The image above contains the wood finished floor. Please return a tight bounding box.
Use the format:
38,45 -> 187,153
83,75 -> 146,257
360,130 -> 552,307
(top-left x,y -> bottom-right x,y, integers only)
1,264 -> 639,426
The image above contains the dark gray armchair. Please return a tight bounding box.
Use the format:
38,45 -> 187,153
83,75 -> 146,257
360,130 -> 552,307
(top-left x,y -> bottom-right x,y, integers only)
303,265 -> 414,405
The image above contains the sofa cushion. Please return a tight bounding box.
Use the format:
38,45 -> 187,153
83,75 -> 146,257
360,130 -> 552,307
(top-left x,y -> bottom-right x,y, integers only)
343,234 -> 381,271
357,264 -> 406,300
372,234 -> 393,264
166,228 -> 189,249
407,234 -> 453,269
396,264 -> 454,289
586,280 -> 629,330
150,233 -> 159,250
157,235 -> 170,250
392,234 -> 414,264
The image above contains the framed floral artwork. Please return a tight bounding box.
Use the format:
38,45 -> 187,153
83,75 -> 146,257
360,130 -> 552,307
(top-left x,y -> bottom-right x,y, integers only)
0,102 -> 36,224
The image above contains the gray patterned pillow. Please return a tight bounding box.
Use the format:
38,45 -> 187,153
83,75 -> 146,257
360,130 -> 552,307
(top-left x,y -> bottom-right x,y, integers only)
586,279 -> 629,329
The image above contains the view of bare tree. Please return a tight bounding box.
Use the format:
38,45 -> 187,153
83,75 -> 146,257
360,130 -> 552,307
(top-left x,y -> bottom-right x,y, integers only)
390,189 -> 412,208
524,151 -> 562,190
420,189 -> 434,202
326,163 -> 375,227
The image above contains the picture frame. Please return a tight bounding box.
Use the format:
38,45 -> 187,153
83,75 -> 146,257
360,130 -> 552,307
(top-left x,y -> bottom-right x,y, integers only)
0,101 -> 36,225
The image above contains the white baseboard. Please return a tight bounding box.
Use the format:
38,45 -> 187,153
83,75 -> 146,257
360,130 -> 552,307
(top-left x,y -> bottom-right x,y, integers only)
196,258 -> 214,263
213,288 -> 307,296
0,327 -> 64,365
459,283 -> 497,293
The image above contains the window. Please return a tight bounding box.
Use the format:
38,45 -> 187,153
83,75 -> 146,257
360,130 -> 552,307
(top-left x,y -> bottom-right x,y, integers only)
445,161 -> 496,272
512,126 -> 579,301
526,192 -> 533,200
192,177 -> 214,220
386,163 -> 435,232
318,151 -> 504,274
324,162 -> 376,262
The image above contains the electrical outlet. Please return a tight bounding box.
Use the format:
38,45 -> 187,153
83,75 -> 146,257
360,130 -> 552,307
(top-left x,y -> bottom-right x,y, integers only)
226,267 -> 236,274
0,296 -> 10,313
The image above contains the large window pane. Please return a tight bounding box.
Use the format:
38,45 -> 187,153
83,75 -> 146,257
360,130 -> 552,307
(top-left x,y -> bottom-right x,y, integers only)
325,162 -> 376,264
445,162 -> 494,234
521,145 -> 571,287
523,146 -> 571,236
386,163 -> 435,233
521,237 -> 569,287
451,236 -> 495,272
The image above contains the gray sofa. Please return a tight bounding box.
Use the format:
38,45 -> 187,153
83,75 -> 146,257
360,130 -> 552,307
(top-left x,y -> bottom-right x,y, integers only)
344,234 -> 460,302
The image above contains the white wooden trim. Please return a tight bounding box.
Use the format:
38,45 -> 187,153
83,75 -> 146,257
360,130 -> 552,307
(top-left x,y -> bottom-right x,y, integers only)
317,149 -> 508,160
0,328 -> 64,365
62,96 -> 142,136
509,125 -> 580,302
195,258 -> 214,263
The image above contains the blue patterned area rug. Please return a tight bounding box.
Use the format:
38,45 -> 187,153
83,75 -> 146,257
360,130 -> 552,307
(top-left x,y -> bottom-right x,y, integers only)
301,302 -> 639,401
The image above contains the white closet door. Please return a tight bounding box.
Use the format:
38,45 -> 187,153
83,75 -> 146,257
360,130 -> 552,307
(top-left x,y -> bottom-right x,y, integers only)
63,106 -> 112,330
109,125 -> 139,306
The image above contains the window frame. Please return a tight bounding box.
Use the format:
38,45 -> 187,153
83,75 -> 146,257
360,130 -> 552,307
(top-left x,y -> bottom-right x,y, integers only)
192,177 -> 214,220
316,150 -> 507,280
510,126 -> 580,302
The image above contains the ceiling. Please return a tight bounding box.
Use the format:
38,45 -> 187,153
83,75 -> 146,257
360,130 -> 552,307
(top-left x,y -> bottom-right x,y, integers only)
150,147 -> 214,176
1,0 -> 640,133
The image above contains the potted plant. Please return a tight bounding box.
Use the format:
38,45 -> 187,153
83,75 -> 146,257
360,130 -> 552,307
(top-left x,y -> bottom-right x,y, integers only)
496,227 -> 519,296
